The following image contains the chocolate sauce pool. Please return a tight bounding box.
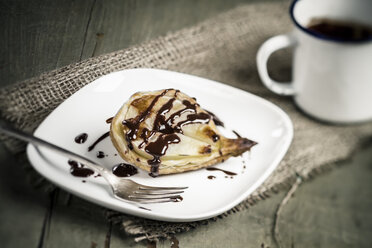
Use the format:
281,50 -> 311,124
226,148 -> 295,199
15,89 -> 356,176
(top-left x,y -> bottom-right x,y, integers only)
74,133 -> 88,144
96,151 -> 105,158
68,160 -> 138,179
71,118 -> 140,180
68,160 -> 94,177
112,163 -> 138,177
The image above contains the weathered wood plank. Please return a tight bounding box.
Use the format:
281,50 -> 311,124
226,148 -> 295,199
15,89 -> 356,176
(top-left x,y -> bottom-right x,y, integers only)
0,143 -> 48,248
1,0 -> 372,247
0,136 -> 371,248
277,146 -> 372,248
0,0 -> 259,87
157,146 -> 372,248
0,0 -> 95,87
42,195 -> 109,248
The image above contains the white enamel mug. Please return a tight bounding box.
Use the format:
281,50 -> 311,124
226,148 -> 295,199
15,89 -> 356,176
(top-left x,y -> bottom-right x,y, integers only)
257,0 -> 372,123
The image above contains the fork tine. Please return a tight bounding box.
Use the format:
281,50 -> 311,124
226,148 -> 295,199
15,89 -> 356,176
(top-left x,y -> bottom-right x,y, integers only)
126,179 -> 187,190
134,190 -> 185,195
135,198 -> 179,204
0,125 -> 187,205
138,185 -> 188,190
114,194 -> 178,204
129,194 -> 182,200
128,195 -> 183,204
132,193 -> 183,200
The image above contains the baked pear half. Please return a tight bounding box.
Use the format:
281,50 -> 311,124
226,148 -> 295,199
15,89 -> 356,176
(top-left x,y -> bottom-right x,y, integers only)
110,89 -> 257,177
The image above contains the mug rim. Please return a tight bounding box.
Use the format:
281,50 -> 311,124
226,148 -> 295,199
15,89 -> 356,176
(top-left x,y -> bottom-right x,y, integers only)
289,0 -> 372,43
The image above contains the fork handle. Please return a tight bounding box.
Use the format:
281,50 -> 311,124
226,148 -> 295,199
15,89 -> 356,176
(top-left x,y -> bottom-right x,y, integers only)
0,122 -> 108,175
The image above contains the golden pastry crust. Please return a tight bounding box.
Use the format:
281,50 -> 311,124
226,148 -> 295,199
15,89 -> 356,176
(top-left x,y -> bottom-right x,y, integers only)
110,89 -> 256,176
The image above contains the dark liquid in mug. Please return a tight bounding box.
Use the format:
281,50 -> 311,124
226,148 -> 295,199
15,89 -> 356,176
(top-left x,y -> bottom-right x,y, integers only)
307,18 -> 372,41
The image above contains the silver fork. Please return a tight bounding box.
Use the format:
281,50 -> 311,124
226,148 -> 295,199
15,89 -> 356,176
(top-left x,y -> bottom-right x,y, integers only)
0,123 -> 187,204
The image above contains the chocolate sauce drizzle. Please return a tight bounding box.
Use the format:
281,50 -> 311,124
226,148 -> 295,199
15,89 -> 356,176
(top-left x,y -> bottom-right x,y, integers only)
74,133 -> 88,144
112,163 -> 138,177
206,167 -> 237,176
232,130 -> 242,138
122,89 -> 213,177
68,160 -> 94,177
96,151 -> 105,158
106,117 -> 114,124
205,110 -> 224,127
174,90 -> 180,97
153,98 -> 176,134
88,131 -> 110,151
145,134 -> 180,177
123,89 -> 170,141
71,129 -> 139,179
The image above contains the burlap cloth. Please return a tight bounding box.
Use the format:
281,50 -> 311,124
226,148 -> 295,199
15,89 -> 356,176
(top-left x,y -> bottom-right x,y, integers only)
1,0 -> 372,242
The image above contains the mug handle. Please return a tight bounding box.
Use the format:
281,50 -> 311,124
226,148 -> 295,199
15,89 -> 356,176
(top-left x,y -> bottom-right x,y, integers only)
256,33 -> 297,96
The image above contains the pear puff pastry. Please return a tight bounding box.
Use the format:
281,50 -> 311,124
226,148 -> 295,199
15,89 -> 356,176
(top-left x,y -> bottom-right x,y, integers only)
110,89 -> 257,177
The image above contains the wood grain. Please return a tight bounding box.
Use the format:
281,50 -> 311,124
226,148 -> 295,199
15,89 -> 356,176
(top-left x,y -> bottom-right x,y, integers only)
0,0 -> 371,247
0,0 -> 259,87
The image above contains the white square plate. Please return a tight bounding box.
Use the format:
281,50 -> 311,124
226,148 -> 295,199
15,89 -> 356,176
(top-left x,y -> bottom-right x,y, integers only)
27,68 -> 293,222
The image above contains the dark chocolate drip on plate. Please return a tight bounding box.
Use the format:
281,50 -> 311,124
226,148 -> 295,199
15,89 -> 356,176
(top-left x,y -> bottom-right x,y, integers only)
206,167 -> 237,176
96,151 -> 105,158
68,160 -> 94,177
74,133 -> 88,144
88,131 -> 110,151
112,163 -> 138,177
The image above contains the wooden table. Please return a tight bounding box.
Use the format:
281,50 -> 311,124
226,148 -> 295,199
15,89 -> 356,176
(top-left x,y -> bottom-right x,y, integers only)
1,1 -> 372,247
